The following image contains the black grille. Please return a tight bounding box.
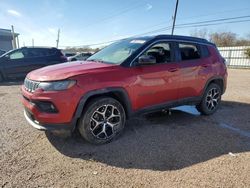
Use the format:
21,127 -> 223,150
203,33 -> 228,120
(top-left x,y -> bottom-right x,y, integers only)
24,78 -> 40,92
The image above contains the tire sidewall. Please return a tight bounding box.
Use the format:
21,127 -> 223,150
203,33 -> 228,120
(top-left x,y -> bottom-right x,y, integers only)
78,97 -> 126,144
200,83 -> 222,115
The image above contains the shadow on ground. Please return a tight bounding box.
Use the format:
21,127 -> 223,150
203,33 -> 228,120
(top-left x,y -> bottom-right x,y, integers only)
46,101 -> 250,171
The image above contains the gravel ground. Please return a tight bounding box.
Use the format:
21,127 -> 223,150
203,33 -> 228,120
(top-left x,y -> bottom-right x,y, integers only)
0,69 -> 250,188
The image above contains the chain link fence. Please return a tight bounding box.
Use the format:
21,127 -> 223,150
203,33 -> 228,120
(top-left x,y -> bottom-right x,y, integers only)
218,46 -> 250,68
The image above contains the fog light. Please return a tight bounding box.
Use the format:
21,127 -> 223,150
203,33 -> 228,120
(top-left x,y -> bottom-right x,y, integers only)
35,101 -> 58,113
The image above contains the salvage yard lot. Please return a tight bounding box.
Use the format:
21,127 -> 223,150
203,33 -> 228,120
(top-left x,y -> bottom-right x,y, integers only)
0,69 -> 250,187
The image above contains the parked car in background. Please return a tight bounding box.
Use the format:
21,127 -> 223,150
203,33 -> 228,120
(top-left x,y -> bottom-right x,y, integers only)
64,52 -> 77,57
0,49 -> 6,56
22,35 -> 227,144
67,52 -> 93,61
0,47 -> 67,81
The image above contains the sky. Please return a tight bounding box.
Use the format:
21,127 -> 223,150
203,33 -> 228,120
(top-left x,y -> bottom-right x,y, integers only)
1,0 -> 250,48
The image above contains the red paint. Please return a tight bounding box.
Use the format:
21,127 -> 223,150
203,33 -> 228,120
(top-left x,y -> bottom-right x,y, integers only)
22,46 -> 227,126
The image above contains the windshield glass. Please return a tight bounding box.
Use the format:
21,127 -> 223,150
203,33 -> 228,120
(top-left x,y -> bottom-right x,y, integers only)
87,39 -> 147,64
0,49 -> 15,58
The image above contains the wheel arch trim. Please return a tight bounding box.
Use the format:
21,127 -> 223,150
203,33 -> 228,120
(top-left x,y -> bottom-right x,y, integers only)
71,87 -> 133,130
202,76 -> 225,96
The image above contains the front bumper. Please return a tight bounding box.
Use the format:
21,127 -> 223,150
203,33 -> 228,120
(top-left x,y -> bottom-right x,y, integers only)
24,109 -> 72,131
21,85 -> 82,131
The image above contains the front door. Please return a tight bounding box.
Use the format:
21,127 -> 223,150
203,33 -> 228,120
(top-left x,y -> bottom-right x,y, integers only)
2,49 -> 33,79
131,42 -> 181,110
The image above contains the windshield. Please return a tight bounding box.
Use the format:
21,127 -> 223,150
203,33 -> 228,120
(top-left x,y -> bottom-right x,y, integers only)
87,39 -> 147,64
0,49 -> 15,58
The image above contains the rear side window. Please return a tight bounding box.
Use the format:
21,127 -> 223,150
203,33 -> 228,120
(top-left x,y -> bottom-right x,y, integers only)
25,49 -> 44,58
48,49 -> 58,55
21,48 -> 60,58
39,49 -> 57,56
178,43 -> 201,61
200,45 -> 210,57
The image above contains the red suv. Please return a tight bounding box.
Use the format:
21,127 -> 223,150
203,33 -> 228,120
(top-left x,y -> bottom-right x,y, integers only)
21,35 -> 227,144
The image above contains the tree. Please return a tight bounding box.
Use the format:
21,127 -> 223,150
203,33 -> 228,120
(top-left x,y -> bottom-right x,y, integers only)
209,32 -> 237,47
64,46 -> 101,53
190,29 -> 250,47
190,28 -> 209,39
245,48 -> 250,59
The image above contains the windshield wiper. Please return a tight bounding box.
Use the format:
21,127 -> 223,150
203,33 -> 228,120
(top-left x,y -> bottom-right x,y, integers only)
87,59 -> 108,63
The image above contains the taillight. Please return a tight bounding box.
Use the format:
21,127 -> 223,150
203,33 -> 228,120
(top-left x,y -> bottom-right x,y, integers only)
222,58 -> 228,66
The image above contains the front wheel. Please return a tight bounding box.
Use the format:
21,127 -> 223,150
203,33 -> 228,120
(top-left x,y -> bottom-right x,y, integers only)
78,97 -> 126,144
196,83 -> 222,115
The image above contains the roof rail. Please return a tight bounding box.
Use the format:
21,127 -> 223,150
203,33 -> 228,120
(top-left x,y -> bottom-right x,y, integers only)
154,35 -> 209,43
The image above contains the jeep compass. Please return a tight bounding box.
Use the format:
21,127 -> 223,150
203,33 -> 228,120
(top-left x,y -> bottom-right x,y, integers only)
21,35 -> 227,144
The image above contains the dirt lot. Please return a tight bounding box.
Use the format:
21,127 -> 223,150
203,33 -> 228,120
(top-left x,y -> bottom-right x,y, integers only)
0,69 -> 250,188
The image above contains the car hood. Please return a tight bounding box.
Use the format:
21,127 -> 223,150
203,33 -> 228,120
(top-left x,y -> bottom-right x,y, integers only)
27,61 -> 117,81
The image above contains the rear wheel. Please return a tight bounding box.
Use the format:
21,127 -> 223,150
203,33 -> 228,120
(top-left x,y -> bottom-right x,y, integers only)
196,83 -> 221,115
78,97 -> 126,144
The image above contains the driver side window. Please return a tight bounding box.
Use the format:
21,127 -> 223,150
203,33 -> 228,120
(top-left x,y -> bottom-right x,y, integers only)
142,42 -> 172,64
9,50 -> 25,60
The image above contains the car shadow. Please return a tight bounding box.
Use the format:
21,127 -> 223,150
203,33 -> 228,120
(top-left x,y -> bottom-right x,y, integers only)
46,101 -> 250,171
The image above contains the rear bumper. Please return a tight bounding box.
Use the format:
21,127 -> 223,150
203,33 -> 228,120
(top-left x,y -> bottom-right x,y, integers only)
24,109 -> 72,131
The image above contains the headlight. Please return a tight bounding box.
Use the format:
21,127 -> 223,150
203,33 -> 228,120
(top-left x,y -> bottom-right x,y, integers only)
38,80 -> 76,91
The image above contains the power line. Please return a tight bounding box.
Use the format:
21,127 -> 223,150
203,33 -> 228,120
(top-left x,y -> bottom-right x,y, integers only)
60,15 -> 250,47
128,18 -> 250,41
176,15 -> 250,27
121,7 -> 250,36
80,1 -> 147,30
140,15 -> 250,34
176,19 -> 250,29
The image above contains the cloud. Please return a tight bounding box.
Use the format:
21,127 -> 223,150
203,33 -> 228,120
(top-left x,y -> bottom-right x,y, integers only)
48,27 -> 57,34
7,9 -> 22,17
56,13 -> 64,19
146,3 -> 153,11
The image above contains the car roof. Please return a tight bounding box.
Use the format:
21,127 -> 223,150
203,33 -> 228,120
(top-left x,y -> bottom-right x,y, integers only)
129,35 -> 214,46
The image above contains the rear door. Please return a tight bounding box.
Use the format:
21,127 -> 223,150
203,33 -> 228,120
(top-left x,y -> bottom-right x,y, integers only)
177,42 -> 212,99
23,48 -> 48,72
23,48 -> 64,72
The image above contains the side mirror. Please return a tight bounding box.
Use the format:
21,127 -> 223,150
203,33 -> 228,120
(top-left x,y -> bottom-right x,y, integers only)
138,55 -> 156,65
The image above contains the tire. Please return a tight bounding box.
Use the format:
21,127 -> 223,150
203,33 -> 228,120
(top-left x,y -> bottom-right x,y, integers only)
196,83 -> 222,115
78,97 -> 126,144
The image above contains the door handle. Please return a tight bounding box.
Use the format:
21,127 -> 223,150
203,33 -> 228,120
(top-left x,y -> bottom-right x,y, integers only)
168,67 -> 178,72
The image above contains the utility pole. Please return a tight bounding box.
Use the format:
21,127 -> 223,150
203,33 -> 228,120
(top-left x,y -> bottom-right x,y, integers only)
171,0 -> 179,35
56,29 -> 60,48
17,35 -> 20,48
11,25 -> 17,49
